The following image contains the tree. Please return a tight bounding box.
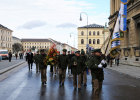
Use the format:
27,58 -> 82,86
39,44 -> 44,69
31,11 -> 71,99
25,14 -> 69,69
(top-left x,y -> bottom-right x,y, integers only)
12,43 -> 23,53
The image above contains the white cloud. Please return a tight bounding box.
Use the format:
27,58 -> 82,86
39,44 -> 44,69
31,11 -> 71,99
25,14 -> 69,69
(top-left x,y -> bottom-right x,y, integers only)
18,20 -> 47,30
56,23 -> 77,28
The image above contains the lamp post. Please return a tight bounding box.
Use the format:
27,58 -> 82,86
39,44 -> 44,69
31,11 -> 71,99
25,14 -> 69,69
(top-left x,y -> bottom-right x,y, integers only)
80,12 -> 88,54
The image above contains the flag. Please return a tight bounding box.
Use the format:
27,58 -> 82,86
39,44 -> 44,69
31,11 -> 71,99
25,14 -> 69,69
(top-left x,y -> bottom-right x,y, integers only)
110,0 -> 127,57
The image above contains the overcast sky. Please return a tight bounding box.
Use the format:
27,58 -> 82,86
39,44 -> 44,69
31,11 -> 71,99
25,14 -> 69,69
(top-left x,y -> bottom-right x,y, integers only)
0,0 -> 110,48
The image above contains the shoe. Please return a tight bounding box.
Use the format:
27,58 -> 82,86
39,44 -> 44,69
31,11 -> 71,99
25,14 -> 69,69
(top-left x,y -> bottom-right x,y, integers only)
74,87 -> 77,91
42,82 -> 44,85
78,88 -> 81,91
62,83 -> 64,86
84,84 -> 87,87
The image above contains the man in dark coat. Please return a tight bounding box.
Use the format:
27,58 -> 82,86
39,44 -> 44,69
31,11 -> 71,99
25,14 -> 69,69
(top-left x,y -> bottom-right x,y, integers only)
8,50 -> 12,62
71,51 -> 83,91
88,49 -> 107,95
81,50 -> 87,86
26,50 -> 34,70
58,49 -> 69,87
39,49 -> 47,85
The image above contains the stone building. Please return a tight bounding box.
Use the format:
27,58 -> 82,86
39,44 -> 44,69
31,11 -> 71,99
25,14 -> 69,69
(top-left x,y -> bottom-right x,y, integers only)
12,36 -> 21,44
0,24 -> 13,51
78,24 -> 109,52
109,0 -> 140,66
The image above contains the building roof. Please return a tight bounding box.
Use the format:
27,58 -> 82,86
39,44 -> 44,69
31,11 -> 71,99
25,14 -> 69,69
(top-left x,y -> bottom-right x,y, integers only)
21,39 -> 52,42
78,24 -> 105,28
0,24 -> 13,31
12,36 -> 21,40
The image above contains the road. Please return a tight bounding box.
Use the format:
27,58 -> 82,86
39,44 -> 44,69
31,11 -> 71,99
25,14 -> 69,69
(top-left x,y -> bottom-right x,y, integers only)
0,57 -> 25,70
0,64 -> 140,100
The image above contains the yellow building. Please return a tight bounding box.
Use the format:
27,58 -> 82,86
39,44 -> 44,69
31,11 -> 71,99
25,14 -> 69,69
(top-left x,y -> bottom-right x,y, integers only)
109,0 -> 140,66
78,24 -> 109,52
0,24 -> 13,51
21,39 -> 53,52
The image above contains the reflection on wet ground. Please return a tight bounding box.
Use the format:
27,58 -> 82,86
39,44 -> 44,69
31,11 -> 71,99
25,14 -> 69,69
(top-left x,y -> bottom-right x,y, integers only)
0,64 -> 140,100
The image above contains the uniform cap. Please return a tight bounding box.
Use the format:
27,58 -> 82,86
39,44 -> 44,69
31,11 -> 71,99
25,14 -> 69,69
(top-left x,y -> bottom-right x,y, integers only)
62,49 -> 67,52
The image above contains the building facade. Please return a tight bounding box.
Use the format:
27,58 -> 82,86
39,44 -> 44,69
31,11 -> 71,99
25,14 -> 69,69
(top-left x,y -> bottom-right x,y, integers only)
0,24 -> 13,51
78,24 -> 109,52
12,36 -> 21,44
109,0 -> 140,66
21,38 -> 77,54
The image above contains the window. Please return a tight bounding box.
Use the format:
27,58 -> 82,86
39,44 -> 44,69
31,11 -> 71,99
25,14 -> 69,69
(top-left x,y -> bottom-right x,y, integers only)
97,39 -> 100,44
89,31 -> 91,35
97,31 -> 100,35
93,39 -> 96,44
81,39 -> 84,44
89,39 -> 91,44
93,31 -> 95,35
81,31 -> 84,36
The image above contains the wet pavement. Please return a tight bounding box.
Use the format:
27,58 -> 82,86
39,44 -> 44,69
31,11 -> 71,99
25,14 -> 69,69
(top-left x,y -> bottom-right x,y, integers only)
0,64 -> 140,100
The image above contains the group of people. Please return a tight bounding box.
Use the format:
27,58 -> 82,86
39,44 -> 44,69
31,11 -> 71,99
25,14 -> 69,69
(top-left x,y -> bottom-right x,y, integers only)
26,48 -> 107,95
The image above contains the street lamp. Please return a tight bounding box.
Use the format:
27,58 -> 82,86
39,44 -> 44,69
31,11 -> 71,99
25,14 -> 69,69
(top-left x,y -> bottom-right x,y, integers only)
80,12 -> 89,54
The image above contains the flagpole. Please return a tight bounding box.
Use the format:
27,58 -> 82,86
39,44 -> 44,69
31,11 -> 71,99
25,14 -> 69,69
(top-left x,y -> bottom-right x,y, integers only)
104,17 -> 117,55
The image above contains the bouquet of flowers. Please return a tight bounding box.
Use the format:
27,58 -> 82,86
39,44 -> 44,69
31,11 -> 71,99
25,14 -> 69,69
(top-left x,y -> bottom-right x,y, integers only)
44,44 -> 59,66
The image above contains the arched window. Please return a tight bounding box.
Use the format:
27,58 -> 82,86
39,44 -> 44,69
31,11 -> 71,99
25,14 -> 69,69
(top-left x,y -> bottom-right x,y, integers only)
93,39 -> 96,44
89,39 -> 91,44
89,31 -> 91,35
97,39 -> 100,44
81,39 -> 84,44
93,31 -> 95,35
81,31 -> 84,36
97,31 -> 100,35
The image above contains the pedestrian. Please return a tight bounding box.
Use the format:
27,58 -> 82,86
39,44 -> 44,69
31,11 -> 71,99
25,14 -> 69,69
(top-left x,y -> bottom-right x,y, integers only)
87,49 -> 107,95
69,51 -> 75,77
67,51 -> 71,77
34,51 -> 40,73
15,53 -> 18,60
58,49 -> 69,87
71,51 -> 83,91
107,54 -> 110,65
115,54 -> 120,66
39,49 -> 47,85
8,50 -> 12,62
81,50 -> 87,86
26,50 -> 34,70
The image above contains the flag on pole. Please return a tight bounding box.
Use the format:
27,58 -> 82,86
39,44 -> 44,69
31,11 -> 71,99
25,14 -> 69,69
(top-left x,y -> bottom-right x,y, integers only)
110,0 -> 127,57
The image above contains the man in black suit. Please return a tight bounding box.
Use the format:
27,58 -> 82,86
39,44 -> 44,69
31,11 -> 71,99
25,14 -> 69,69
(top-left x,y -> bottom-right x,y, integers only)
26,50 -> 34,70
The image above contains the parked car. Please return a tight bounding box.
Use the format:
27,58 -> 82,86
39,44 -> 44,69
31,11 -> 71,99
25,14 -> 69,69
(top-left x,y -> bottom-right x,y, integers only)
0,50 -> 9,60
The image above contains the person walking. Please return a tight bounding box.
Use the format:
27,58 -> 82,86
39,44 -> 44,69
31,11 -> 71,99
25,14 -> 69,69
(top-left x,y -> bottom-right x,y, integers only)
88,49 -> 107,95
81,50 -> 87,86
26,50 -> 34,71
34,51 -> 40,73
58,49 -> 69,87
8,50 -> 12,62
39,49 -> 47,85
15,53 -> 18,60
71,51 -> 83,91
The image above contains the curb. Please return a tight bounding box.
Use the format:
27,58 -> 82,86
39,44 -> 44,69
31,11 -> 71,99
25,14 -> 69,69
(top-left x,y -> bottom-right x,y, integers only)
0,61 -> 26,75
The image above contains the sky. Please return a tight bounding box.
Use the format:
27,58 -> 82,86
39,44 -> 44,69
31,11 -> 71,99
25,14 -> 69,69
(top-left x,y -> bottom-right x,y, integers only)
0,0 -> 110,48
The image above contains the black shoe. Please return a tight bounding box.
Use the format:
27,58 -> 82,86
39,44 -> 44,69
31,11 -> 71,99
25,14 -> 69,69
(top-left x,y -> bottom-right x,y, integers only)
62,83 -> 64,86
42,82 -> 44,85
84,84 -> 87,87
78,88 -> 81,91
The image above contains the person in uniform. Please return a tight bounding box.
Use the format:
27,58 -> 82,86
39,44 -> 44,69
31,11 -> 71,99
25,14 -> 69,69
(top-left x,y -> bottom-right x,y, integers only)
71,51 -> 83,91
39,49 -> 47,85
26,50 -> 34,70
88,49 -> 107,95
67,51 -> 71,77
34,51 -> 40,73
58,49 -> 69,87
81,50 -> 87,86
